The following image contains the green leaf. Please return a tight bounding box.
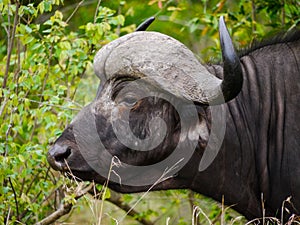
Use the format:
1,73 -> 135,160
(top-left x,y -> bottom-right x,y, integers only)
38,1 -> 45,14
25,25 -> 33,33
44,20 -> 53,26
103,188 -> 111,200
44,1 -> 52,12
24,36 -> 34,45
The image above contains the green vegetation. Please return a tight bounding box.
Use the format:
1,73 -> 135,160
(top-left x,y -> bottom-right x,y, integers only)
0,0 -> 299,224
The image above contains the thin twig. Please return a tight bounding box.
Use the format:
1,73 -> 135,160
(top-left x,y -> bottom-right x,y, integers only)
262,193 -> 265,225
188,191 -> 200,225
94,0 -> 102,24
13,25 -> 21,95
282,0 -> 285,27
21,98 -> 81,111
193,206 -> 212,225
3,2 -> 19,89
4,109 -> 14,157
153,0 -> 174,18
116,3 -> 122,36
98,156 -> 119,225
251,0 -> 256,33
0,96 -> 9,118
66,0 -> 84,23
5,207 -> 11,225
8,177 -> 19,219
229,216 -> 244,225
245,217 -> 280,225
221,195 -> 225,225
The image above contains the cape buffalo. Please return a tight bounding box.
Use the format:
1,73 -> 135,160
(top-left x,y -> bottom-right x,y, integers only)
47,17 -> 300,220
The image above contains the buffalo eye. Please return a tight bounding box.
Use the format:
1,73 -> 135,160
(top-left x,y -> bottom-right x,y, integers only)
122,96 -> 138,106
114,90 -> 139,107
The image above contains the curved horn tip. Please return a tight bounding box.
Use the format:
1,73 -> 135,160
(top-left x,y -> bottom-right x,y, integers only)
218,16 -> 244,103
135,17 -> 155,31
219,16 -> 228,32
219,15 -> 224,24
219,16 -> 235,61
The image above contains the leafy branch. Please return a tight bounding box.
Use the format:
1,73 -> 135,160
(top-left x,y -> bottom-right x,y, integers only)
35,183 -> 94,225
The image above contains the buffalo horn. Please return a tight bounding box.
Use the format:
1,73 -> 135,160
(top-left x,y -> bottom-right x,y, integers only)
94,17 -> 243,105
218,16 -> 243,104
136,17 -> 155,31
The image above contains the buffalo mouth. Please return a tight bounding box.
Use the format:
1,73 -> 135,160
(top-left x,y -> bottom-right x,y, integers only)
47,149 -> 70,171
47,150 -> 104,183
47,144 -> 93,173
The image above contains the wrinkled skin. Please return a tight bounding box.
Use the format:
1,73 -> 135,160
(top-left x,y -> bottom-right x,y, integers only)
48,29 -> 300,220
50,78 -> 210,191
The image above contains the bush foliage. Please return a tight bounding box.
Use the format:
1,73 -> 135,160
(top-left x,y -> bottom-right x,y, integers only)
0,0 -> 299,224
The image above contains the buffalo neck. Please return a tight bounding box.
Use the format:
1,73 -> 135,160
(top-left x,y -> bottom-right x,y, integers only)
191,40 -> 300,218
187,63 -> 264,219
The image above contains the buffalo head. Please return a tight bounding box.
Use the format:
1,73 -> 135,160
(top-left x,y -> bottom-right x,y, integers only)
47,17 -> 243,192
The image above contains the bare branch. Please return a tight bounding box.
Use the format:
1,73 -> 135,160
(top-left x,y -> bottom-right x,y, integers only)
3,2 -> 19,89
35,183 -> 93,225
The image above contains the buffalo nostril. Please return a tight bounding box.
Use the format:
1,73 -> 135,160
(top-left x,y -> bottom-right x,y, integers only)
54,147 -> 72,163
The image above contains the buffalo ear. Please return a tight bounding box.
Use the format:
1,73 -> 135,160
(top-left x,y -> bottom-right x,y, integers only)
135,17 -> 155,31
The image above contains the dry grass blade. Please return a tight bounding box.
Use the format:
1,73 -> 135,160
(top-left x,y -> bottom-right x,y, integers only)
192,206 -> 212,225
118,158 -> 185,223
